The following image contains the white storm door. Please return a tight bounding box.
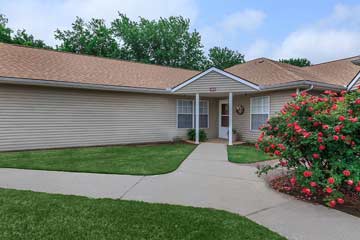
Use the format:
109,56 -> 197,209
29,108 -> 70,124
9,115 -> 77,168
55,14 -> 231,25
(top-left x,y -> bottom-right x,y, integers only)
219,99 -> 229,139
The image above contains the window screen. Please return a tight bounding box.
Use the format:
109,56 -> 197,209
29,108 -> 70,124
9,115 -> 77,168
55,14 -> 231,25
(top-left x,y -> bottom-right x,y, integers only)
250,96 -> 269,130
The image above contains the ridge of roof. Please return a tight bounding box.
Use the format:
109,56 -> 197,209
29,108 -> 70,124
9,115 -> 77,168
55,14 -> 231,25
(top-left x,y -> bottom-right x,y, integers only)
0,42 -> 199,73
306,55 -> 360,68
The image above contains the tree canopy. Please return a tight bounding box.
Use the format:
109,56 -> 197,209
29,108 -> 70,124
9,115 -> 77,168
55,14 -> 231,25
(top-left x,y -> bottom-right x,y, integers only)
279,58 -> 311,67
55,17 -> 119,58
206,47 -> 245,69
1,13 -> 250,70
0,14 -> 51,49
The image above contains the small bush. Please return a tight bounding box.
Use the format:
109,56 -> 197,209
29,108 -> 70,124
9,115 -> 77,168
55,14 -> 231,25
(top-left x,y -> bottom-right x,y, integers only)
256,90 -> 360,207
187,129 -> 207,142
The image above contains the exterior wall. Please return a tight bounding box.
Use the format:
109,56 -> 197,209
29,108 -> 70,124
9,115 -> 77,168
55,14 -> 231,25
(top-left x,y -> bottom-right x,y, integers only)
232,90 -> 295,143
176,71 -> 257,94
0,84 -> 218,151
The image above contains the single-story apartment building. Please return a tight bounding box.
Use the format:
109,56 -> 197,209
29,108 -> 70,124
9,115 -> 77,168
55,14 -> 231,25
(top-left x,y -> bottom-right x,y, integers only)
0,43 -> 360,151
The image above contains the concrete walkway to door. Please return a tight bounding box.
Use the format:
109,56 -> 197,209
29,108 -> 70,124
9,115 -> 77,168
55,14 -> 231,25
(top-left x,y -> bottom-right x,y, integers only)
0,143 -> 359,240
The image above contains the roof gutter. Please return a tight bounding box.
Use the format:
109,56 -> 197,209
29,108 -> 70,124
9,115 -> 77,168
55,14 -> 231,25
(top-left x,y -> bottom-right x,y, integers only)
0,76 -> 171,95
259,80 -> 345,92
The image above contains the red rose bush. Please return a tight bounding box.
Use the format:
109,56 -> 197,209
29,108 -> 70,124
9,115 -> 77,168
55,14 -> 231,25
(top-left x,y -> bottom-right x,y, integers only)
256,89 -> 360,207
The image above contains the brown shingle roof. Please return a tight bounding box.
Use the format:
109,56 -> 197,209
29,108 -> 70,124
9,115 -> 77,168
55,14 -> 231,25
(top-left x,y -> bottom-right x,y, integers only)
225,57 -> 360,87
0,43 -> 199,90
1,43 -> 359,90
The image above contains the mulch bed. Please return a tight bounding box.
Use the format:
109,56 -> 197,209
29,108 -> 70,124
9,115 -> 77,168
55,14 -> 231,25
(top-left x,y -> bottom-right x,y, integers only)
270,175 -> 360,218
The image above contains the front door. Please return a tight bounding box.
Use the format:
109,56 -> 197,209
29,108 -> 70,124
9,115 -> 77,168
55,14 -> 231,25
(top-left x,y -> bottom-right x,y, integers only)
219,99 -> 229,139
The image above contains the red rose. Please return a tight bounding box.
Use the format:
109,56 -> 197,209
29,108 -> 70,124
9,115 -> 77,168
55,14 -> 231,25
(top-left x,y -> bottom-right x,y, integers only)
341,135 -> 346,140
355,99 -> 360,104
319,145 -> 326,151
338,116 -> 345,121
308,107 -> 314,111
328,177 -> 335,184
312,153 -> 320,159
317,137 -> 323,143
274,150 -> 281,156
303,170 -> 313,177
279,160 -> 287,166
329,200 -> 336,208
313,122 -> 320,127
302,187 -> 311,195
350,117 -> 358,122
347,180 -> 354,186
290,177 -> 296,185
270,144 -> 276,149
334,126 -> 341,133
343,170 -> 351,177
325,187 -> 333,193
331,104 -> 338,110
303,132 -> 311,138
333,135 -> 339,141
337,198 -> 345,204
355,186 -> 360,192
291,93 -> 297,98
318,132 -> 323,137
322,125 -> 329,130
310,181 -> 317,187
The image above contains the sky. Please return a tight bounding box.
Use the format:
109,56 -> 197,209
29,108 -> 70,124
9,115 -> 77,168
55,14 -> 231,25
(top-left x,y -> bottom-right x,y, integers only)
1,0 -> 360,63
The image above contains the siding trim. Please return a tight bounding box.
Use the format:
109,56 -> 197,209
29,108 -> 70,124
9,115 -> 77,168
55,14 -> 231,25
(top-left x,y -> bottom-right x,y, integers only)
346,71 -> 360,91
171,67 -> 260,92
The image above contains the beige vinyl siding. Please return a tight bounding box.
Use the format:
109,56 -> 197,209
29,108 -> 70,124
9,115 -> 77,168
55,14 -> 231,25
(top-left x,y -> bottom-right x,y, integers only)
176,71 -> 257,94
232,90 -> 295,142
0,84 -> 217,151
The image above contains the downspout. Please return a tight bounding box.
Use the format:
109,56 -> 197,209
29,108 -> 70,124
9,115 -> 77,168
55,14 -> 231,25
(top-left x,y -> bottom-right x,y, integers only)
300,84 -> 314,94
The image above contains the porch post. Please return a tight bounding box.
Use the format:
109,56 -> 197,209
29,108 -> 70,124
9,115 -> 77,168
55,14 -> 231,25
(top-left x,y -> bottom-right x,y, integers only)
228,92 -> 233,145
195,93 -> 200,144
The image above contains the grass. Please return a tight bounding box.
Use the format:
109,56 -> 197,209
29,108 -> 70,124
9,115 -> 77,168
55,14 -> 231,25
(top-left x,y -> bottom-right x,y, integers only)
228,145 -> 274,164
0,188 -> 285,240
0,143 -> 196,175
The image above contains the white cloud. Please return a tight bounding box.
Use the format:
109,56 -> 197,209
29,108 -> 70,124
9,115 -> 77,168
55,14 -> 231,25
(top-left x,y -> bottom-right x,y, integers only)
221,9 -> 266,32
273,3 -> 360,63
0,0 -> 198,46
244,39 -> 269,60
199,8 -> 266,53
273,29 -> 360,63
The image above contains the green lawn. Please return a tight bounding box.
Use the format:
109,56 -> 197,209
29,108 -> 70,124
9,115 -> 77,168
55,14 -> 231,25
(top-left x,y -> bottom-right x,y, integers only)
0,143 -> 196,175
228,145 -> 274,164
0,188 -> 285,240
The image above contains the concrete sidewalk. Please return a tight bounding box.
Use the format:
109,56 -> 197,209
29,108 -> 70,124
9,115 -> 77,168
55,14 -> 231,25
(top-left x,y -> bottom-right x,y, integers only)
0,143 -> 359,240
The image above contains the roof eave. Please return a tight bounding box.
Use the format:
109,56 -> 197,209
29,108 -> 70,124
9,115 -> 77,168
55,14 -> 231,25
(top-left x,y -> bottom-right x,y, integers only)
0,76 -> 171,94
259,80 -> 346,92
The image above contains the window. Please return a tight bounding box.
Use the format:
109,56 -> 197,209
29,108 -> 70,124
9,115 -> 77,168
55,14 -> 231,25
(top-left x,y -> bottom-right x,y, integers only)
250,96 -> 269,131
199,101 -> 209,128
177,100 -> 193,128
176,99 -> 209,128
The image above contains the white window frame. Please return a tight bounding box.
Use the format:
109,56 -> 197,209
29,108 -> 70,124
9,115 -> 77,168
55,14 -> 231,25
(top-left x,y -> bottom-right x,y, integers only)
176,99 -> 209,129
199,100 -> 209,129
250,96 -> 270,131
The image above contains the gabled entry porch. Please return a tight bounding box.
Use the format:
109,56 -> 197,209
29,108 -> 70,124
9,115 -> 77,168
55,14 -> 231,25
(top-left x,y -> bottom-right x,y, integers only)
172,67 -> 261,145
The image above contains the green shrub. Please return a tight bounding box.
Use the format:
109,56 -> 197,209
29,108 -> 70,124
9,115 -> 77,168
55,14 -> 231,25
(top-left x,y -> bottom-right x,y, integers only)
256,90 -> 360,207
187,129 -> 207,142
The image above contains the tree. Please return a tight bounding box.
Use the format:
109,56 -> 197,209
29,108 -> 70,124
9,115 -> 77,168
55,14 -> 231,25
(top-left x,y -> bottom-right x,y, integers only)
55,17 -> 119,58
206,47 -> 245,69
13,29 -> 51,49
0,14 -> 51,49
0,14 -> 13,43
111,14 -> 205,70
279,58 -> 311,67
